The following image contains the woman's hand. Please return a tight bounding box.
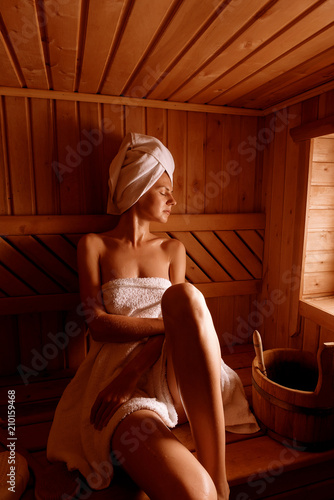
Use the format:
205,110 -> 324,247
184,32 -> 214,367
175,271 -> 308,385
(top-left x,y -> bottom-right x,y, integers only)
90,369 -> 139,430
90,335 -> 165,430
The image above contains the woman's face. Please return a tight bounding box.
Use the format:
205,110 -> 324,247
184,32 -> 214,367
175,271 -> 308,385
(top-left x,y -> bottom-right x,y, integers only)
134,172 -> 176,222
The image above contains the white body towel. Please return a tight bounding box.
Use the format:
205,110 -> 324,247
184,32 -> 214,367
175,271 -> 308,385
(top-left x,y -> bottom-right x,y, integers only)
47,277 -> 258,490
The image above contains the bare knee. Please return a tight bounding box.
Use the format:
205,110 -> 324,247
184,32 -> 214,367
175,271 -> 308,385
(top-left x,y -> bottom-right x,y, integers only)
162,282 -> 207,320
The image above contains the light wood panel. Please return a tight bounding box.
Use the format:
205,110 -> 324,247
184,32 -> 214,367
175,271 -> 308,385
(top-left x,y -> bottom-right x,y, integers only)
0,1 -> 334,111
260,88 -> 334,354
303,135 -> 334,298
0,213 -> 265,314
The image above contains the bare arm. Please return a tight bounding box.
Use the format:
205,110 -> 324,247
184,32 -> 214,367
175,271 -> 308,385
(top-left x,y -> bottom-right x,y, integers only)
88,237 -> 187,430
77,233 -> 165,343
91,335 -> 165,430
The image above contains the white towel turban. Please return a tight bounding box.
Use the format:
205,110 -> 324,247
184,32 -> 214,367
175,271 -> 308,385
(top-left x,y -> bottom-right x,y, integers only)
107,132 -> 175,214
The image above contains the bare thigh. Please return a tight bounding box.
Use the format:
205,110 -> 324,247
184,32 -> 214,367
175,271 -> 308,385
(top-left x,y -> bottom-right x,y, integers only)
111,409 -> 216,500
166,340 -> 188,424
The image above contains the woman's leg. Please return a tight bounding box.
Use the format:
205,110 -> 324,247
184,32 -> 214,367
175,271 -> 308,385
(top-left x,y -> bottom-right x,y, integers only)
161,283 -> 229,500
111,409 -> 217,500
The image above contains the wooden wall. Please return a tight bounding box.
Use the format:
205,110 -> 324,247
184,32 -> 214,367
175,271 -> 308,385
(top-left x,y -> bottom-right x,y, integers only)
2,88 -> 334,378
259,89 -> 334,353
0,95 -> 262,376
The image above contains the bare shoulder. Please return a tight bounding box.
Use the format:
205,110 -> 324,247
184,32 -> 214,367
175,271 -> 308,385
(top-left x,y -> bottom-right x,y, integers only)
77,232 -> 104,255
160,238 -> 186,267
161,237 -> 185,255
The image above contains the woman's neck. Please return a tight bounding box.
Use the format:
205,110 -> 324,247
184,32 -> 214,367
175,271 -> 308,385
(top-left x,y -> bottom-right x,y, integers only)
113,210 -> 152,247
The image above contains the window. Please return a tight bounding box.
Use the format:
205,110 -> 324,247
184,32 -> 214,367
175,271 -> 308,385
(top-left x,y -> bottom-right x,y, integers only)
300,133 -> 334,325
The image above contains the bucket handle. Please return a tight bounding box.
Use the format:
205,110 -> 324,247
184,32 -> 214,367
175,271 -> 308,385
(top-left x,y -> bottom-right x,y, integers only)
315,342 -> 334,402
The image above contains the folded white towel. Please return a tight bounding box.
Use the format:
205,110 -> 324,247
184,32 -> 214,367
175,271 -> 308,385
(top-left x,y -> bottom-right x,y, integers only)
107,133 -> 175,214
47,278 -> 259,490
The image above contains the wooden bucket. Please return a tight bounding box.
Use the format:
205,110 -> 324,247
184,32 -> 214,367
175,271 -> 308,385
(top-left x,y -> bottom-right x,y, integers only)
252,342 -> 334,451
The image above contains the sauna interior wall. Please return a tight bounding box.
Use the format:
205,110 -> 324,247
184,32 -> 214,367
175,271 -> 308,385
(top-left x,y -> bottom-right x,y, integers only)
259,88 -> 334,354
0,97 -> 263,376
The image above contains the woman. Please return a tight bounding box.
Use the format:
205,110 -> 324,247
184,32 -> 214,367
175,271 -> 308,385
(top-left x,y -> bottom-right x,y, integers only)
48,133 -> 257,500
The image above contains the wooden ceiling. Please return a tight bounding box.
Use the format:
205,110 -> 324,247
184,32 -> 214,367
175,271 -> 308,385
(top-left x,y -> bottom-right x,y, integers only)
0,0 -> 334,113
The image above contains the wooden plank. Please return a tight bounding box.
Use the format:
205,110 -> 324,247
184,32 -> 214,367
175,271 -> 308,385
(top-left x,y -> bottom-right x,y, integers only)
0,264 -> 35,296
0,31 -> 23,87
6,235 -> 78,292
44,0 -> 81,91
0,96 -> 11,214
313,137 -> 334,162
30,98 -> 57,214
149,0 -> 270,101
195,280 -> 262,297
102,0 -> 173,96
306,230 -> 334,251
17,312 -> 42,369
239,116 -> 258,212
125,105 -> 146,135
303,271 -> 334,296
124,0 -> 227,98
0,1 -> 49,89
182,0 -> 329,103
0,315 -> 19,375
234,46 -> 334,110
0,86 -> 263,116
307,209 -> 334,230
193,231 -> 253,280
170,231 -> 231,281
319,325 -> 334,344
186,112 -> 207,214
0,237 -> 63,293
311,162 -> 334,185
302,317 -> 320,355
208,21 -> 334,106
4,97 -> 34,214
222,115 -> 241,213
215,231 -> 262,279
279,104 -> 303,345
167,110 -> 187,214
0,214 -> 118,235
304,250 -> 334,273
77,101 -> 104,214
204,113 -> 223,213
300,298 -> 334,331
290,114 -> 334,142
78,0 -> 127,94
0,293 -> 80,315
236,230 -> 264,261
36,235 -> 78,272
100,102 -> 124,211
55,100 -> 81,214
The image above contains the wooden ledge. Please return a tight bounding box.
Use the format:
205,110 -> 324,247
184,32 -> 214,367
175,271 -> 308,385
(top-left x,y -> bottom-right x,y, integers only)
299,297 -> 334,332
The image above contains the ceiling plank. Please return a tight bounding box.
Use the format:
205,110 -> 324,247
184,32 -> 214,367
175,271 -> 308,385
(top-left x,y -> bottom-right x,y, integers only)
122,0 -> 229,99
0,18 -> 25,87
148,0 -> 271,101
206,19 -> 334,106
45,0 -> 81,91
231,46 -> 334,109
101,0 -> 176,96
171,0 -> 331,103
0,0 -> 49,89
78,0 -> 128,94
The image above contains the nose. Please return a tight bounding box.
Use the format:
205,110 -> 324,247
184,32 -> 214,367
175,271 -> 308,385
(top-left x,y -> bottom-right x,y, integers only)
167,193 -> 177,206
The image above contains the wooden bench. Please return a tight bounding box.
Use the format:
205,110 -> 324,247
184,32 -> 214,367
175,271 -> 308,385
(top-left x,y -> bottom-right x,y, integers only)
1,213 -> 334,499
